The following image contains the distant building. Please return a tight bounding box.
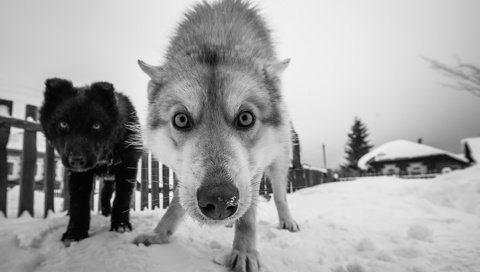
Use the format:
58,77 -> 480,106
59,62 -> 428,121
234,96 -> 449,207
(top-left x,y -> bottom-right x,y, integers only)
358,139 -> 468,176
462,137 -> 480,165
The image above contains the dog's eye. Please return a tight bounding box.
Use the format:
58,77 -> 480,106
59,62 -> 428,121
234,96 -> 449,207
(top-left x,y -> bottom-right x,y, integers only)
173,112 -> 192,130
58,121 -> 69,131
92,122 -> 102,131
235,111 -> 255,129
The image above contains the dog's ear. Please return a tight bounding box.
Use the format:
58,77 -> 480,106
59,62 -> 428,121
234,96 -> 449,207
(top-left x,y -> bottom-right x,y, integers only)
138,59 -> 165,100
264,59 -> 290,77
90,81 -> 115,96
44,78 -> 76,102
89,81 -> 117,111
40,78 -> 76,140
45,77 -> 74,95
87,82 -> 119,122
138,59 -> 164,83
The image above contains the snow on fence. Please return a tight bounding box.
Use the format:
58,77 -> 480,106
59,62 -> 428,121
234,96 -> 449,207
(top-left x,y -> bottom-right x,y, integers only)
0,99 -> 327,218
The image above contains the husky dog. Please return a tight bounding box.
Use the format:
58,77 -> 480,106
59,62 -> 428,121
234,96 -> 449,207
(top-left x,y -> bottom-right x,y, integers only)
134,0 -> 298,271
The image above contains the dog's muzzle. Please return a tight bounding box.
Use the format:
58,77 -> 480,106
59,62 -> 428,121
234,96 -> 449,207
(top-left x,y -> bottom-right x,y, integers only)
196,182 -> 239,220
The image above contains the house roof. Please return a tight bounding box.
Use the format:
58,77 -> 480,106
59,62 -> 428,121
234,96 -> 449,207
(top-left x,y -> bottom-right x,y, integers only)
461,137 -> 480,163
302,164 -> 328,174
358,139 -> 468,170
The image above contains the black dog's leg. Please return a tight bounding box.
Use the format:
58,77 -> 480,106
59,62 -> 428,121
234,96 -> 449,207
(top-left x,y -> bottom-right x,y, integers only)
100,179 -> 115,216
110,162 -> 136,232
62,170 -> 95,245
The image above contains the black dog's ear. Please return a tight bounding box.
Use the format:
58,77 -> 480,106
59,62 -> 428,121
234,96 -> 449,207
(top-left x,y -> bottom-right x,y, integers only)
90,81 -> 114,92
44,78 -> 76,102
88,81 -> 118,115
45,78 -> 73,90
40,78 -> 76,140
89,81 -> 116,102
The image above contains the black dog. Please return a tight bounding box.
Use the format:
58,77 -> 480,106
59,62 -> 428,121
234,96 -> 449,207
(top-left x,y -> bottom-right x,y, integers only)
39,78 -> 142,245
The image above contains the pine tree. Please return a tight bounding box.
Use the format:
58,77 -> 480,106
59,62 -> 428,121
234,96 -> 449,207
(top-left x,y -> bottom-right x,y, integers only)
343,117 -> 373,172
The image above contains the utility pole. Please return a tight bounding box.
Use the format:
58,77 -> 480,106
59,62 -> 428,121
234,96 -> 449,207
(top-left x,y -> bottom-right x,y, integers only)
322,144 -> 327,169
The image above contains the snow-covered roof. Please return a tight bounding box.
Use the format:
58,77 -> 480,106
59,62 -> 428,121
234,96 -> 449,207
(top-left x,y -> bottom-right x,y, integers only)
358,139 -> 467,170
301,164 -> 328,174
461,137 -> 480,163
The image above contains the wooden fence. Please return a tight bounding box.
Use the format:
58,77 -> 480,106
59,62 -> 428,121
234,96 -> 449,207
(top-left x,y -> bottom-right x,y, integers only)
0,99 -> 327,218
336,171 -> 440,182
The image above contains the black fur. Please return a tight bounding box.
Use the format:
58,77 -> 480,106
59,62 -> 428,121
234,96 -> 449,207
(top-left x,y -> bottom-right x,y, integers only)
39,78 -> 142,244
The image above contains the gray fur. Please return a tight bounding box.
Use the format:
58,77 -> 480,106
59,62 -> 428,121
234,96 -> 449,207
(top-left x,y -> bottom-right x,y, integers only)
135,1 -> 297,271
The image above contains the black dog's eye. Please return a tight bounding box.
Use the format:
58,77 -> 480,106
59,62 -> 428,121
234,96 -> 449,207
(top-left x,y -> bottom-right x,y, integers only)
173,112 -> 192,130
92,122 -> 102,131
58,121 -> 69,131
235,111 -> 255,129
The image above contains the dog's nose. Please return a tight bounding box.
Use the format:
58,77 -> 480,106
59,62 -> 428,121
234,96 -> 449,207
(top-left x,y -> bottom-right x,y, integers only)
197,183 -> 239,220
68,155 -> 87,169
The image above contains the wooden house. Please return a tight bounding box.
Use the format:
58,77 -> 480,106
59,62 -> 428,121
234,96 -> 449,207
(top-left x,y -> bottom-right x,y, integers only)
358,139 -> 468,176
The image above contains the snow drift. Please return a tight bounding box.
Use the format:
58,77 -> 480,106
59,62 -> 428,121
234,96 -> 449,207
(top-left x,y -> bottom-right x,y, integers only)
1,166 -> 479,272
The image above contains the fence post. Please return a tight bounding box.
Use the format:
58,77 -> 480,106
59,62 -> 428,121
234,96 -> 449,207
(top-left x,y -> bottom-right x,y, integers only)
325,169 -> 334,183
43,142 -> 55,217
151,156 -> 160,209
173,172 -> 178,189
259,175 -> 266,196
162,165 -> 170,209
0,99 -> 12,217
18,105 -> 37,217
291,125 -> 302,169
140,152 -> 149,210
287,170 -> 294,193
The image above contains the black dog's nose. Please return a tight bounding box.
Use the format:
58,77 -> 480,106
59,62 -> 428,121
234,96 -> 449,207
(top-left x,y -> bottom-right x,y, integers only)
197,183 -> 239,220
68,155 -> 87,169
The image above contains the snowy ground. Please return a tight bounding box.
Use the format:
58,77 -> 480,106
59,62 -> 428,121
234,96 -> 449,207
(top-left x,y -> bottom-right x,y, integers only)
1,166 -> 479,272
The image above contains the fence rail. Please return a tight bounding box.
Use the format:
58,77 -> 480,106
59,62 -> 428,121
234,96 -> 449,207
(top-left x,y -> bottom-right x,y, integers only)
0,99 -> 327,218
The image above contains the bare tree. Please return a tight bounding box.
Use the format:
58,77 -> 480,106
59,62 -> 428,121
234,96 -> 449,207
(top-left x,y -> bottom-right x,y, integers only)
424,57 -> 480,98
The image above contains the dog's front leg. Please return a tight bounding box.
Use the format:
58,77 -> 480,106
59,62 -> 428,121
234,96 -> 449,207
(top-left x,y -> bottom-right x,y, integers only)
100,178 -> 114,217
62,170 -> 95,245
267,158 -> 300,232
229,206 -> 260,272
133,189 -> 185,245
110,162 -> 136,232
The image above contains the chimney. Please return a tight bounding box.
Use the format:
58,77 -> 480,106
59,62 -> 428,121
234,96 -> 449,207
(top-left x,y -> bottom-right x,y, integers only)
417,138 -> 423,144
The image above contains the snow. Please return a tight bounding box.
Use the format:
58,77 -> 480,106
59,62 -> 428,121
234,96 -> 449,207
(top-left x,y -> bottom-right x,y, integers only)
1,166 -> 480,272
0,104 -> 9,116
358,139 -> 467,170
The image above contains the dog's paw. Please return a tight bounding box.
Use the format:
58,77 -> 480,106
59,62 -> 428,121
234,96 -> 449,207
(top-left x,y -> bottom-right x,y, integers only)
133,232 -> 170,246
279,218 -> 300,232
229,249 -> 260,272
101,206 -> 111,217
110,221 -> 132,233
61,229 -> 88,246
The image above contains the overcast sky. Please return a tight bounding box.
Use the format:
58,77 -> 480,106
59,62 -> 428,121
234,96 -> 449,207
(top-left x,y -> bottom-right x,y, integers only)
1,0 -> 480,169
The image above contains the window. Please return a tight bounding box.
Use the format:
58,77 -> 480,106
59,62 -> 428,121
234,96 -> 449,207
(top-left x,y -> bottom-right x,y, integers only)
411,166 -> 422,175
7,162 -> 13,175
407,162 -> 427,175
387,169 -> 396,175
